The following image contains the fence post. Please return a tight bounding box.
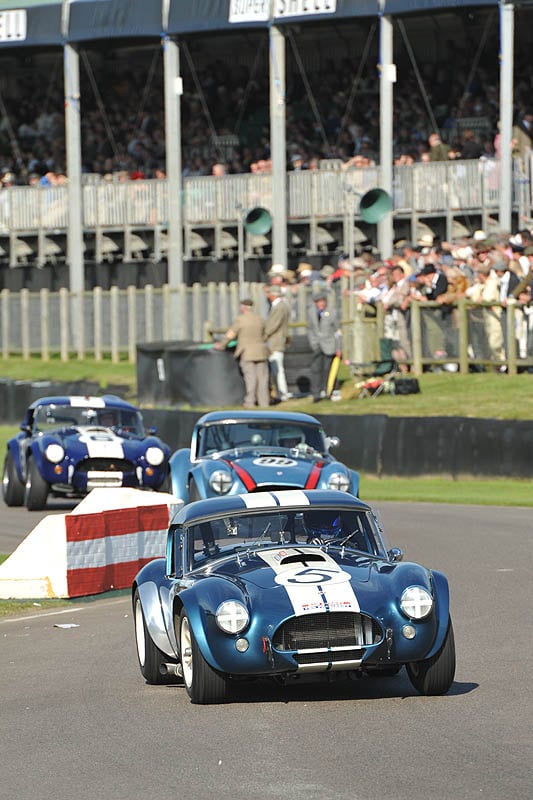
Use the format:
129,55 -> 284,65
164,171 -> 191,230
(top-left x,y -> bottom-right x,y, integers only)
76,290 -> 85,360
177,283 -> 187,340
144,284 -> 154,342
192,283 -> 202,341
40,288 -> 50,362
1,289 -> 9,358
162,284 -> 172,340
506,299 -> 517,375
458,297 -> 469,374
127,286 -> 136,364
20,289 -> 30,360
93,286 -> 103,361
110,286 -> 120,363
59,287 -> 69,361
410,300 -> 423,375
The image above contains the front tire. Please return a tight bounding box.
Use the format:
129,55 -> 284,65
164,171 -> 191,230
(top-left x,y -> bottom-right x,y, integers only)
179,609 -> 227,704
406,619 -> 456,696
134,589 -> 173,685
2,451 -> 25,507
24,455 -> 49,511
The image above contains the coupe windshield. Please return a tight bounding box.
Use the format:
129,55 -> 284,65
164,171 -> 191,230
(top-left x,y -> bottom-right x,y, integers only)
33,404 -> 145,436
184,507 -> 385,571
196,421 -> 326,456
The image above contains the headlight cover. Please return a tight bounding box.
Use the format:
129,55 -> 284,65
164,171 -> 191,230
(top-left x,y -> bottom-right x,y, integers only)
400,586 -> 433,620
216,600 -> 249,634
209,469 -> 232,494
327,471 -> 351,492
145,446 -> 165,466
45,443 -> 65,464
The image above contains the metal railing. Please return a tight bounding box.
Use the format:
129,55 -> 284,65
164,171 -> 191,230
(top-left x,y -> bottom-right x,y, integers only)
1,282 -> 531,377
0,158 -> 529,265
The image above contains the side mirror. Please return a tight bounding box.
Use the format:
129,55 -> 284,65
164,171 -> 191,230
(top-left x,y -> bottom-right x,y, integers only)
388,547 -> 404,563
148,426 -> 157,435
325,435 -> 340,449
20,423 -> 31,435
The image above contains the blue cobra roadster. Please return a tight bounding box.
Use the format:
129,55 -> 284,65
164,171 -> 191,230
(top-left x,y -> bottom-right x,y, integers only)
132,490 -> 456,704
168,409 -> 359,504
2,394 -> 171,510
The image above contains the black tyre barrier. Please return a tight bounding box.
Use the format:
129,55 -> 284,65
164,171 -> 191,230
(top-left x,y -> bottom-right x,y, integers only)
139,409 -> 533,479
2,381 -> 532,478
0,379 -> 103,424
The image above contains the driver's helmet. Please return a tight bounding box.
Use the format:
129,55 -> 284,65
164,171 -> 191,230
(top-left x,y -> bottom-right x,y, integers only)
277,426 -> 305,449
303,510 -> 341,542
99,410 -> 118,427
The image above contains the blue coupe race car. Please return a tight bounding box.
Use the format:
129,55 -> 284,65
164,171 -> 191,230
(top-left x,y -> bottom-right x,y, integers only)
2,395 -> 171,510
133,490 -> 455,704
168,410 -> 359,504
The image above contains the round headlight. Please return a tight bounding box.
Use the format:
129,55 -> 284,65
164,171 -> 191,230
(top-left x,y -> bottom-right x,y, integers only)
216,600 -> 249,634
45,443 -> 65,464
327,472 -> 350,492
145,446 -> 165,466
209,469 -> 232,494
400,586 -> 433,620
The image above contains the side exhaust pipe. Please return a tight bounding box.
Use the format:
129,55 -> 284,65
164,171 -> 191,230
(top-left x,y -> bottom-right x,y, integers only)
160,662 -> 183,678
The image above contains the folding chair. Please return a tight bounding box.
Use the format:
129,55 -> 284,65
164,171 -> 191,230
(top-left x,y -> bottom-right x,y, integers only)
350,357 -> 399,399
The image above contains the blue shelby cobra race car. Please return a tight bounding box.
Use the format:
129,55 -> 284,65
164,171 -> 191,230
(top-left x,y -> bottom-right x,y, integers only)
2,395 -> 171,510
133,490 -> 455,704
168,410 -> 359,504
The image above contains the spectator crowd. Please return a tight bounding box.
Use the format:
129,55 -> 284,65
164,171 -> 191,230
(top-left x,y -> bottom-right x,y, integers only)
2,15 -> 533,186
261,228 -> 533,378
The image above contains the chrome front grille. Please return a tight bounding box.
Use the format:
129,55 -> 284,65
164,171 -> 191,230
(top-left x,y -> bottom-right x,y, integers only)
272,612 -> 382,652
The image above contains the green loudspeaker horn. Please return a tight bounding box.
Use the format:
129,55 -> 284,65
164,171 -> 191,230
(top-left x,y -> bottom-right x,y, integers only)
359,188 -> 393,224
244,207 -> 273,235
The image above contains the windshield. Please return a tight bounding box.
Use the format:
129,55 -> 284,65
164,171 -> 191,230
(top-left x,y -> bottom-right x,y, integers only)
183,507 -> 386,571
33,404 -> 145,436
196,421 -> 326,456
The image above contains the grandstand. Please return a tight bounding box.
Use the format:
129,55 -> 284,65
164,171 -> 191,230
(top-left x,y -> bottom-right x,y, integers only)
0,1 -> 532,290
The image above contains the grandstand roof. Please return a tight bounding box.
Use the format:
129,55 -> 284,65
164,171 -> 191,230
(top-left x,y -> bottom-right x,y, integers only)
0,1 -> 504,49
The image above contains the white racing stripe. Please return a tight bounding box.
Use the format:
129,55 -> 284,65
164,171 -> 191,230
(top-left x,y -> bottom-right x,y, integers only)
258,548 -> 359,615
78,430 -> 125,459
272,490 -> 310,506
68,396 -> 106,407
242,493 -> 278,508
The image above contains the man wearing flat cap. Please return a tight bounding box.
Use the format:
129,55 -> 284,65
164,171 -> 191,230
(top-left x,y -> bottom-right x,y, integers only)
306,291 -> 342,401
215,298 -> 270,407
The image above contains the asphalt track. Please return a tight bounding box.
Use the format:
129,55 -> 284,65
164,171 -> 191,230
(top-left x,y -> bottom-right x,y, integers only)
1,501 -> 531,800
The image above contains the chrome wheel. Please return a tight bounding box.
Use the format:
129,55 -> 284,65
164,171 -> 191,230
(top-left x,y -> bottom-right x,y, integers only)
180,614 -> 193,689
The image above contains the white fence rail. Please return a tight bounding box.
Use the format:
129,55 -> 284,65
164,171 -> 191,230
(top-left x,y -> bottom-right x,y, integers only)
2,283 -> 532,379
0,159 -> 529,266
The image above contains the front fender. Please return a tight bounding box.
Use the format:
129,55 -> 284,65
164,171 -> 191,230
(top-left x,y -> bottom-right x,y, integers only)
168,448 -> 193,502
27,441 -> 50,480
133,559 -> 176,659
178,579 -> 247,673
6,438 -> 25,480
424,570 -> 451,659
318,463 -> 360,497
